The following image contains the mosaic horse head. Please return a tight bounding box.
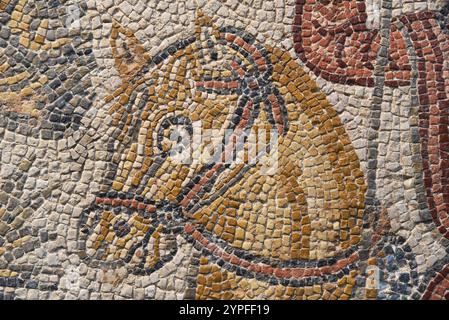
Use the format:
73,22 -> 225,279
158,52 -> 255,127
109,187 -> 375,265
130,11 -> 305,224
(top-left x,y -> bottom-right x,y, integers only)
78,11 -> 366,298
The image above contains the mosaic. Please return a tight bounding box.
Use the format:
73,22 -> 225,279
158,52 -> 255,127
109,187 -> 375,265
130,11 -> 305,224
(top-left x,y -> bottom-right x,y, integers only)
1,0 -> 449,300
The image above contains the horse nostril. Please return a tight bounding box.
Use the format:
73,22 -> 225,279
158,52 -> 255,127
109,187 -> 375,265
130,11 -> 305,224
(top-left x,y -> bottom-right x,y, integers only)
114,220 -> 131,238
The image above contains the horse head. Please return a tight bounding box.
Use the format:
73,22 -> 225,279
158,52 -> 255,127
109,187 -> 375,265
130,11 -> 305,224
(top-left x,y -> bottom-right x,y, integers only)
77,11 -> 288,274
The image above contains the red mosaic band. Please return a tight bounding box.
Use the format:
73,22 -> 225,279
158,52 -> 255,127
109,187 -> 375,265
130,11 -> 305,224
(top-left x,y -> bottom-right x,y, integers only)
422,264 -> 449,300
184,224 -> 360,279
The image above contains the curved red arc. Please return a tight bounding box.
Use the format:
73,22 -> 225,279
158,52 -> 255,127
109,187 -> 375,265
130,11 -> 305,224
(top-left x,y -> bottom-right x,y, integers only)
294,0 -> 449,240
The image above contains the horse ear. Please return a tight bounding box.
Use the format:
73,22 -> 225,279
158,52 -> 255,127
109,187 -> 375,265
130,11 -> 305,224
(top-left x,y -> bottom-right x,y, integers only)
194,9 -> 220,40
110,20 -> 149,81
